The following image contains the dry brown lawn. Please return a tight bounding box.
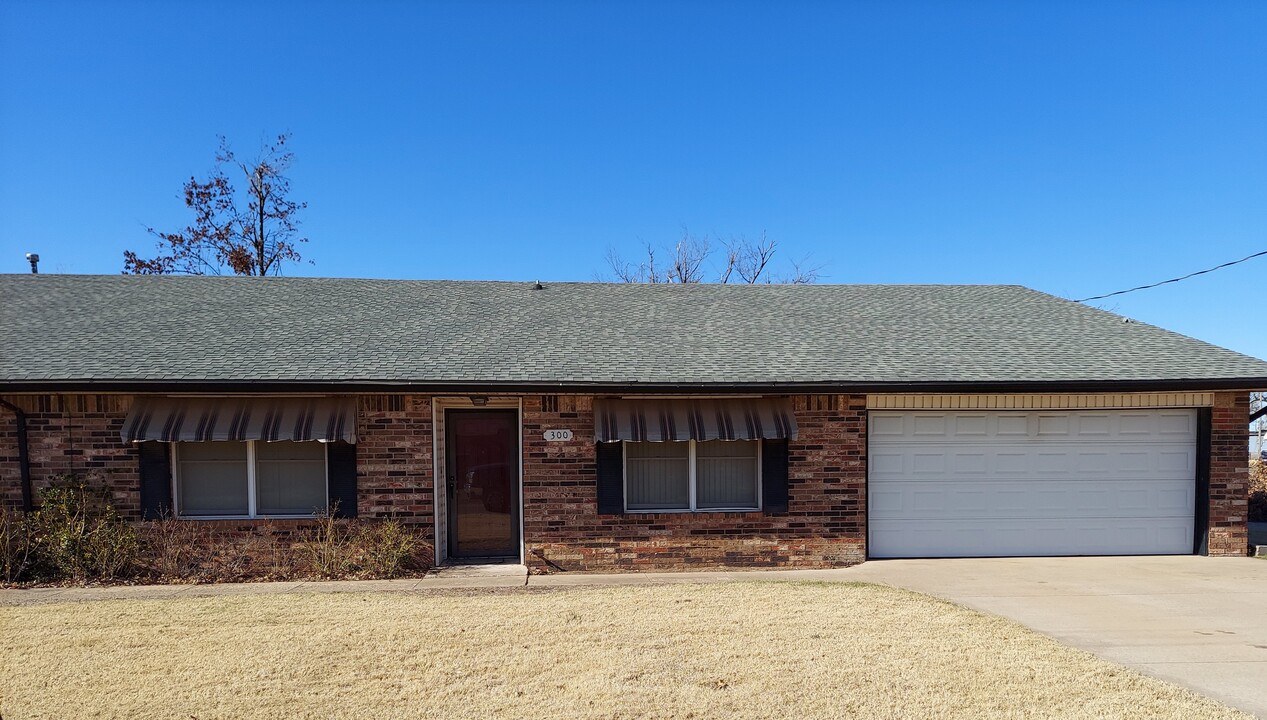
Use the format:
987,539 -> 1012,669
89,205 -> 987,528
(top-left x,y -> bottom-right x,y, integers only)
0,581 -> 1247,719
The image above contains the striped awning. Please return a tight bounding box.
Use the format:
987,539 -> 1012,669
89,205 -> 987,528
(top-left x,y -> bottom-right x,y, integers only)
593,398 -> 797,443
121,397 -> 357,443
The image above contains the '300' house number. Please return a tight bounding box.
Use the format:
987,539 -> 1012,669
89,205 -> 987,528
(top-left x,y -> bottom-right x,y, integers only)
543,429 -> 574,442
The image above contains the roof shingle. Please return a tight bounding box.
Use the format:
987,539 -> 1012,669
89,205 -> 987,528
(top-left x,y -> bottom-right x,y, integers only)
2,274 -> 1265,389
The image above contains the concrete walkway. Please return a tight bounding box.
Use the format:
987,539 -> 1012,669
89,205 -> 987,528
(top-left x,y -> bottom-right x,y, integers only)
847,556 -> 1267,718
0,562 -> 868,606
4,556 -> 1265,716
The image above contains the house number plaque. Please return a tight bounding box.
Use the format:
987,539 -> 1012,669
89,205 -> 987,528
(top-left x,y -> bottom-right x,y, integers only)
543,429 -> 574,442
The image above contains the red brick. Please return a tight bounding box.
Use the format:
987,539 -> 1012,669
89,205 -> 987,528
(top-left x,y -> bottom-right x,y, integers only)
521,394 -> 866,572
0,391 -> 1251,567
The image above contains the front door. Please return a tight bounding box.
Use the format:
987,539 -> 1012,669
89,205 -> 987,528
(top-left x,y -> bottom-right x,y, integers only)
445,409 -> 519,559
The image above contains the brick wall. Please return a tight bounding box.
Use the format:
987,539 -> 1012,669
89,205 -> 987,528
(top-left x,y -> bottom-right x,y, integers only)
0,394 -> 140,517
355,395 -> 434,541
0,391 -> 1252,567
521,394 -> 867,572
0,394 -> 438,544
1208,391 -> 1250,556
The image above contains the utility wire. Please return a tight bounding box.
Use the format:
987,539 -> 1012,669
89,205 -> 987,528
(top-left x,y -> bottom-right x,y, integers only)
1074,248 -> 1267,302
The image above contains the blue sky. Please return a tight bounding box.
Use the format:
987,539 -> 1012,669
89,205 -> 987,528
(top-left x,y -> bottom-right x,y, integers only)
2,1 -> 1265,359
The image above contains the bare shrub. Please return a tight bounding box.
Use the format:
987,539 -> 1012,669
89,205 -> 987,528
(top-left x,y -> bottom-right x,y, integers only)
1,504 -> 36,583
298,507 -> 354,578
139,512 -> 207,580
28,494 -> 432,585
29,476 -> 138,581
294,510 -> 431,580
353,519 -> 425,579
139,518 -> 302,583
197,527 -> 295,583
255,522 -> 299,580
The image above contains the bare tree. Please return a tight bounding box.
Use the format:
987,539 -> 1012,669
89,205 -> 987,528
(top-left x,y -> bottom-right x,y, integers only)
604,230 -> 822,284
1252,392 -> 1267,459
124,133 -> 309,276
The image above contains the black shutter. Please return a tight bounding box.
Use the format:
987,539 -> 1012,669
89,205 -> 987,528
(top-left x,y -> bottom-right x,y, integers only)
327,441 -> 358,518
138,441 -> 173,520
762,439 -> 789,514
596,442 -> 624,515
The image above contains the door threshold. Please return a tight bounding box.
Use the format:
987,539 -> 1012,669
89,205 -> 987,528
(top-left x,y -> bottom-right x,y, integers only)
429,562 -> 528,580
444,556 -> 521,566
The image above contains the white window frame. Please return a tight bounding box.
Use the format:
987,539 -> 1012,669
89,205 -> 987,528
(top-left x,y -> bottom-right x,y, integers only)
170,440 -> 330,519
622,439 -> 762,513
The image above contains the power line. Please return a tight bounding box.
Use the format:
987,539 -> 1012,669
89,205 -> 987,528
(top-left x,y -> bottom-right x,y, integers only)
1074,248 -> 1267,303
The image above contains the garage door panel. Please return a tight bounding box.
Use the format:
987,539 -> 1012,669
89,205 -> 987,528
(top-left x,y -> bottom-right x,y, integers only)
869,446 -> 1195,481
951,452 -> 988,474
1034,452 -> 1070,474
1157,486 -> 1194,511
869,478 -> 1193,520
911,452 -> 946,474
1158,450 -> 1193,473
869,517 -> 1195,558
1037,415 -> 1070,436
913,415 -> 947,436
1157,412 -> 1197,436
1077,414 -> 1111,435
870,410 -> 1197,446
868,409 -> 1197,558
869,488 -> 903,514
1118,413 -> 1154,435
870,414 -> 906,437
954,415 -> 988,436
869,451 -> 904,475
994,452 -> 1028,474
911,490 -> 946,512
1075,451 -> 1111,473
995,415 -> 1028,436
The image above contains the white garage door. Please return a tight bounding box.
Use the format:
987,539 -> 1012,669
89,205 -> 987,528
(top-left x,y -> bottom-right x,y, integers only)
868,409 -> 1197,558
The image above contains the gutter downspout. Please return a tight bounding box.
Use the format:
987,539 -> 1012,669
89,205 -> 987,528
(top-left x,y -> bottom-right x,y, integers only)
0,398 -> 33,511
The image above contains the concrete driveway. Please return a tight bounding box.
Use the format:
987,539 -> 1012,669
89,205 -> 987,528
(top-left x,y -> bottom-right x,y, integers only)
848,556 -> 1267,718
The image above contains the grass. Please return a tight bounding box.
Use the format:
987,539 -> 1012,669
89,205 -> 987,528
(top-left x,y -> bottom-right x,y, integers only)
0,581 -> 1247,719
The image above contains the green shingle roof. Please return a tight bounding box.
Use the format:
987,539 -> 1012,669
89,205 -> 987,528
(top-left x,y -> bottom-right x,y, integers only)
2,274 -> 1266,390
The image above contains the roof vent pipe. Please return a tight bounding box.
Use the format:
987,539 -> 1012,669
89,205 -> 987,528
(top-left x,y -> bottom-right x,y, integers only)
25,253 -> 39,274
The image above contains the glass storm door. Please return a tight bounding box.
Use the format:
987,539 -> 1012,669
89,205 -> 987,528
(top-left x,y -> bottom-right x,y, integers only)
446,409 -> 519,559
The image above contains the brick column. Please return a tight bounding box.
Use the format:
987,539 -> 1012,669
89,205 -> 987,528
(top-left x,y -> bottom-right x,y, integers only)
355,395 -> 434,539
1207,392 -> 1249,556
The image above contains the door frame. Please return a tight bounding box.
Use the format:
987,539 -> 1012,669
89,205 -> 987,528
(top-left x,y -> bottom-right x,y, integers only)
432,397 -> 524,565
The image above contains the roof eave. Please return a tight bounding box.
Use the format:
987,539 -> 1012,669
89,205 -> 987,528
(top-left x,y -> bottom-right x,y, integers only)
2,378 -> 1267,394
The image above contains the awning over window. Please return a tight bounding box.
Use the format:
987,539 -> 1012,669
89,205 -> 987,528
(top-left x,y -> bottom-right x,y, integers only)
121,397 -> 357,443
593,398 -> 797,443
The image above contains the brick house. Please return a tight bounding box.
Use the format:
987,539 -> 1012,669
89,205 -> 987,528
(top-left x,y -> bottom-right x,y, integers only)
2,274 -> 1264,571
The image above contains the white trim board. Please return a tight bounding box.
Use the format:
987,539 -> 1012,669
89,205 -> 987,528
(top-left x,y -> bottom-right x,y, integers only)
867,393 -> 1215,410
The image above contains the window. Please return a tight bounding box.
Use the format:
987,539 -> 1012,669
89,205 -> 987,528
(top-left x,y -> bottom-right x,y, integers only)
623,440 -> 760,512
174,441 -> 328,518
176,442 -> 249,516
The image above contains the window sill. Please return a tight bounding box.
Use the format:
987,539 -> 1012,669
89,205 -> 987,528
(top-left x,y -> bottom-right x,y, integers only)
175,514 -> 326,521
624,508 -> 761,514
